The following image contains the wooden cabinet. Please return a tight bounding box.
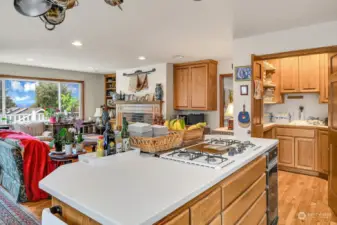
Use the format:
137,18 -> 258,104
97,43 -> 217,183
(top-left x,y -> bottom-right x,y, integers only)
277,136 -> 295,167
294,138 -> 315,170
174,60 -> 218,111
263,128 -> 274,139
280,57 -> 299,93
299,54 -> 320,92
320,53 -> 329,103
280,54 -> 324,94
190,188 -> 221,225
166,209 -> 190,225
318,130 -> 329,174
190,65 -> 208,109
208,215 -> 221,225
222,174 -> 266,225
174,67 -> 190,109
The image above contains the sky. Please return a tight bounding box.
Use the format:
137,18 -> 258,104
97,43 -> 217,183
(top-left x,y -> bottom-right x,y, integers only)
5,80 -> 80,108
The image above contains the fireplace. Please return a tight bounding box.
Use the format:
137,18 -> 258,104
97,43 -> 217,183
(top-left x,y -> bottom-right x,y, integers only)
115,101 -> 162,127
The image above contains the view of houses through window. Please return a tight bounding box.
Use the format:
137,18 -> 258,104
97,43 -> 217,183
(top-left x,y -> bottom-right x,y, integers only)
0,78 -> 81,123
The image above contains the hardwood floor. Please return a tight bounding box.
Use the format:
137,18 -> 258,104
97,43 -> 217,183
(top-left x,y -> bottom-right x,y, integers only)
278,171 -> 337,225
22,171 -> 337,224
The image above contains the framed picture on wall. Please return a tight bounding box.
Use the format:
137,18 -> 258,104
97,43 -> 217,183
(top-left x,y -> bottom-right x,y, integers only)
235,66 -> 252,81
240,85 -> 249,95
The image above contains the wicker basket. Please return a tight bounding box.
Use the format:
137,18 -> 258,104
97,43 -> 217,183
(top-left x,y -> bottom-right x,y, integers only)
183,127 -> 204,142
130,131 -> 184,153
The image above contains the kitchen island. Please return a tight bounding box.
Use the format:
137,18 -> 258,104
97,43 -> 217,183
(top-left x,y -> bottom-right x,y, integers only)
39,135 -> 278,225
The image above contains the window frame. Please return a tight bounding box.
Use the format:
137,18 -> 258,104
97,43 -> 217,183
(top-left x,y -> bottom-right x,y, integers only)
0,75 -> 85,119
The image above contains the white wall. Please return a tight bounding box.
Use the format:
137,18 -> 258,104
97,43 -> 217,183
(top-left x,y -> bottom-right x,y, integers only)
233,20 -> 337,137
264,94 -> 328,121
0,63 -> 104,120
116,63 -> 173,118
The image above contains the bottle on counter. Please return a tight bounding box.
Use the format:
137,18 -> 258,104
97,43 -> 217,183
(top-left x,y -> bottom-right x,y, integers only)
115,130 -> 123,153
121,117 -> 130,152
96,136 -> 104,157
103,122 -> 116,156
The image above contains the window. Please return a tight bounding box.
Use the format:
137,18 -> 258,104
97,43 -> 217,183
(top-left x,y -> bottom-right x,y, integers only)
0,78 -> 83,124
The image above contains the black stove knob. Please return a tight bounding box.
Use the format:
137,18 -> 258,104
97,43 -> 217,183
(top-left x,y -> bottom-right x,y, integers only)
228,147 -> 237,156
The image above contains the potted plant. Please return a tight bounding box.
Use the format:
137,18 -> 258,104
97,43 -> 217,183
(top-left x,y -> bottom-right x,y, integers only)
76,133 -> 84,151
52,128 -> 67,152
44,108 -> 57,124
65,128 -> 76,155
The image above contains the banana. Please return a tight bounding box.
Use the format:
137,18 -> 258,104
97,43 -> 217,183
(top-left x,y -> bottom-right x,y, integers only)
164,120 -> 170,128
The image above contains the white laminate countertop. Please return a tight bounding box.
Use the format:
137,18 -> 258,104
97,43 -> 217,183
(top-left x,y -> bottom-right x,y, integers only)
39,135 -> 278,225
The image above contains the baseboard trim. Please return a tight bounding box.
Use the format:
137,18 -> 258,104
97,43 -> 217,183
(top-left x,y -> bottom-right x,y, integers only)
278,165 -> 328,180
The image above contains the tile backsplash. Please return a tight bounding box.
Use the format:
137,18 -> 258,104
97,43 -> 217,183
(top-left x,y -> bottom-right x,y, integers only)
264,93 -> 328,122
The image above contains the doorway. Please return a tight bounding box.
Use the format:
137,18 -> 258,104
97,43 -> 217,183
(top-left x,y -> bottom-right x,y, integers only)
219,74 -> 233,129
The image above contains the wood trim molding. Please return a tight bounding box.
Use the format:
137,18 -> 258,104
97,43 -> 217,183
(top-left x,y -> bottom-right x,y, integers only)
219,74 -> 233,128
174,59 -> 218,68
0,74 -> 85,119
256,45 -> 337,60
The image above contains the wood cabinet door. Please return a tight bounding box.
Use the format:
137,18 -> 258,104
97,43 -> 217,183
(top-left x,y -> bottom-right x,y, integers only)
328,52 -> 337,215
251,59 -> 264,138
190,64 -> 208,109
318,130 -> 329,174
280,57 -> 299,93
299,54 -> 320,92
165,209 -> 190,225
277,136 -> 295,167
174,67 -> 190,109
320,53 -> 329,103
294,138 -> 315,170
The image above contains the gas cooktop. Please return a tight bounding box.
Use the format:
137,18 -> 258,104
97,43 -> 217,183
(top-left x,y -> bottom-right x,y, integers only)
160,138 -> 262,169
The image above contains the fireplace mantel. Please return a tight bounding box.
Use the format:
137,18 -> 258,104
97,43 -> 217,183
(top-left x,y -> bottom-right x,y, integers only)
115,100 -> 163,105
115,101 -> 163,126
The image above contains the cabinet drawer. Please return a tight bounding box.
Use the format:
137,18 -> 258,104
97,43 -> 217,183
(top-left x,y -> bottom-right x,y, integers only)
222,156 -> 266,209
258,214 -> 267,225
165,209 -> 189,225
276,128 -> 315,138
191,188 -> 221,225
208,214 -> 221,225
235,192 -> 266,225
222,173 -> 266,225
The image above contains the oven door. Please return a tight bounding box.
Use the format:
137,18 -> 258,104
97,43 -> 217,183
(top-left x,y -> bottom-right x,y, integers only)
267,159 -> 278,225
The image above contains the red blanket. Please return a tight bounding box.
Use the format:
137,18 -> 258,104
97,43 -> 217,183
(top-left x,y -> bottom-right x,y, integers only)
0,130 -> 55,201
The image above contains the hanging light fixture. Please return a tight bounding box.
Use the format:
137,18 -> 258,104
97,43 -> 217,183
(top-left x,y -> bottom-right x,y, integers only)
14,0 -> 123,31
104,0 -> 123,11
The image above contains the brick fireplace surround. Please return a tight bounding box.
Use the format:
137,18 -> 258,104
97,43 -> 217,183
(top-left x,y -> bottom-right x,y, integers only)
115,101 -> 162,126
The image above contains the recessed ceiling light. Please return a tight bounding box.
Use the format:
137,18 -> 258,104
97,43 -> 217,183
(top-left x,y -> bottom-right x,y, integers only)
138,56 -> 146,60
26,58 -> 34,62
173,55 -> 184,59
72,41 -> 83,47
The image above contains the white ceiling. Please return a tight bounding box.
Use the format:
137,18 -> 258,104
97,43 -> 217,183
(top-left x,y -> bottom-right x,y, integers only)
0,0 -> 337,74
0,0 -> 232,74
234,0 -> 337,38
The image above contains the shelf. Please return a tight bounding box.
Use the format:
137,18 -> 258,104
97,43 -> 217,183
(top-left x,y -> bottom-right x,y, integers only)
106,88 -> 116,90
263,83 -> 276,88
263,61 -> 276,71
106,81 -> 116,84
106,96 -> 112,98
264,102 -> 277,105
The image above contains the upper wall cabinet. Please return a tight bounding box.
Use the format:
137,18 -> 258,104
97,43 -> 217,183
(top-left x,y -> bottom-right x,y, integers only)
280,54 -> 321,94
280,57 -> 299,93
299,54 -> 320,92
174,60 -> 218,111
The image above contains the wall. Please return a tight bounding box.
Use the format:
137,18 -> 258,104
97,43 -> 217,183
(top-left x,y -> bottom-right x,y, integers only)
0,63 -> 104,120
233,20 -> 337,137
116,63 -> 173,118
264,94 -> 328,121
